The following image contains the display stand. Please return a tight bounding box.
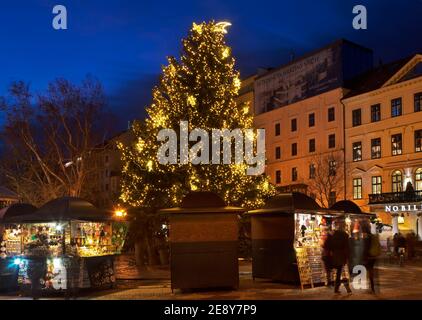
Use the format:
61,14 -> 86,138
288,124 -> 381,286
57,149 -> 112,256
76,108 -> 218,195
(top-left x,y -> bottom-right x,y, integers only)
295,247 -> 313,290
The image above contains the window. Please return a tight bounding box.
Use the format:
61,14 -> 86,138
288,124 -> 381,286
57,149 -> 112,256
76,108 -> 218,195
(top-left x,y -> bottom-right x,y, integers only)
275,147 -> 281,160
353,178 -> 362,199
291,118 -> 297,132
371,104 -> 381,122
309,164 -> 316,179
275,170 -> 281,184
391,134 -> 402,156
309,139 -> 316,153
292,167 -> 298,182
371,138 -> 381,159
292,143 -> 297,156
309,113 -> 315,127
328,107 -> 335,122
392,170 -> 403,192
353,142 -> 362,162
329,160 -> 337,176
328,134 -> 336,149
415,92 -> 422,112
391,98 -> 402,117
275,123 -> 281,136
416,130 -> 422,152
416,168 -> 422,191
329,191 -> 336,207
372,176 -> 382,195
352,109 -> 361,127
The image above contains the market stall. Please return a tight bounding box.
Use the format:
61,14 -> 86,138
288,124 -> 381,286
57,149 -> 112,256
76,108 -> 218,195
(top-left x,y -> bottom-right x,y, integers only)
0,197 -> 127,293
0,203 -> 38,292
246,193 -> 346,288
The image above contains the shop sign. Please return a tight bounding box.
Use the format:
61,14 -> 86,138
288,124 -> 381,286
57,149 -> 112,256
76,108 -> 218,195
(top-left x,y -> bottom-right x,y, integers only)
385,203 -> 422,213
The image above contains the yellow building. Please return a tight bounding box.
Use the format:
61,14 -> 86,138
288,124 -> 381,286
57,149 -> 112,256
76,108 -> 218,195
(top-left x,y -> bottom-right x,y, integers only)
343,54 -> 422,238
237,39 -> 374,208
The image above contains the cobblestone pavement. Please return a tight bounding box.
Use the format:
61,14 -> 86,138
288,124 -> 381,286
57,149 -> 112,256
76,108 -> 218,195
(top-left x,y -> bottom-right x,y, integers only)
90,261 -> 422,300
2,257 -> 422,300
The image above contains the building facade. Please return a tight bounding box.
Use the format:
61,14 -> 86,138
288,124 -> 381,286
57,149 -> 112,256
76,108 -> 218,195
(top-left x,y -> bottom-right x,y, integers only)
238,39 -> 373,207
344,54 -> 422,239
0,186 -> 19,209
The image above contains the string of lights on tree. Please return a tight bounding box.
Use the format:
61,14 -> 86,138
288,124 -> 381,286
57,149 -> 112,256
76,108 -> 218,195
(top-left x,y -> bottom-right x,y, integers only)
119,21 -> 275,210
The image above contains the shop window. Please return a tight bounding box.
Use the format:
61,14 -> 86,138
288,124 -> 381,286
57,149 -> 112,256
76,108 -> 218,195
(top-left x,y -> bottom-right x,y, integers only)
309,139 -> 316,153
372,176 -> 382,194
414,92 -> 422,112
328,107 -> 335,122
392,170 -> 403,193
352,109 -> 361,127
292,167 -> 298,182
371,104 -> 381,122
292,143 -> 298,156
391,134 -> 403,156
291,118 -> 297,132
391,98 -> 402,117
309,164 -> 316,179
353,142 -> 362,162
371,138 -> 381,159
275,146 -> 281,160
309,113 -> 315,127
275,123 -> 281,136
353,178 -> 362,199
416,168 -> 422,191
415,130 -> 422,152
328,134 -> 336,149
275,170 -> 281,184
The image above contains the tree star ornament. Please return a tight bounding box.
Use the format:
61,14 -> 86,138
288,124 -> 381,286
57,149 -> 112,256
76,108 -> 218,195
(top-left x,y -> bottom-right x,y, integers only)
214,21 -> 232,34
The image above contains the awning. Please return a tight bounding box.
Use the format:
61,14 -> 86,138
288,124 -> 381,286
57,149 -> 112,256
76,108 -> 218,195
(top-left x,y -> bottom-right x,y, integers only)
329,200 -> 375,217
0,203 -> 37,223
6,197 -> 114,223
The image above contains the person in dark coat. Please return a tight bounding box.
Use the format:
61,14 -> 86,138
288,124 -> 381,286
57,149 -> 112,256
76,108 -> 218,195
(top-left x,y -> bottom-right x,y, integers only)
328,220 -> 352,294
362,222 -> 381,294
322,231 -> 334,286
27,257 -> 47,300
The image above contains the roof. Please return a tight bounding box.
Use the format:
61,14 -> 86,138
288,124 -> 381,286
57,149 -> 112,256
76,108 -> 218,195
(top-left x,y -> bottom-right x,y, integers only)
343,56 -> 414,98
0,203 -> 38,223
255,39 -> 373,81
6,197 -> 113,223
0,186 -> 19,200
247,192 -> 331,215
159,191 -> 244,214
329,200 -> 374,216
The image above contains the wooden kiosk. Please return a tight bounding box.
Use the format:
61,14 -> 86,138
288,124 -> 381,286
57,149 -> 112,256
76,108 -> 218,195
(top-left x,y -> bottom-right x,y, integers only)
246,193 -> 343,286
159,192 -> 244,291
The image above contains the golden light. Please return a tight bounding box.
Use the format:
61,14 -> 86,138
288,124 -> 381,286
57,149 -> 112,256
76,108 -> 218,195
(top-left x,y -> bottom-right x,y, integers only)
114,209 -> 127,218
215,21 -> 232,34
398,214 -> 405,224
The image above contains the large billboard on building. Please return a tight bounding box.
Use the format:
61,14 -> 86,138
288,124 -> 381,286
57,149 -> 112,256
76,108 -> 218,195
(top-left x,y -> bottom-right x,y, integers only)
254,45 -> 343,115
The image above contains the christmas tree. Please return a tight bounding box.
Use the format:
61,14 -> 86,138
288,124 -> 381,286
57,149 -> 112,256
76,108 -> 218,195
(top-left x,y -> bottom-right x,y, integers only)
119,21 -> 275,210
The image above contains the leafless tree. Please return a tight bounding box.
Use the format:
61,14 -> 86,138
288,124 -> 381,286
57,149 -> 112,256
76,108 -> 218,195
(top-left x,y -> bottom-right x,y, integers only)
307,152 -> 344,208
0,77 -> 114,206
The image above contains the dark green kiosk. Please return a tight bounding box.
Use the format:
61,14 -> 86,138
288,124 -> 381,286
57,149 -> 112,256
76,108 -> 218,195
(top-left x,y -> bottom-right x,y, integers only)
160,192 -> 244,291
246,192 -> 340,284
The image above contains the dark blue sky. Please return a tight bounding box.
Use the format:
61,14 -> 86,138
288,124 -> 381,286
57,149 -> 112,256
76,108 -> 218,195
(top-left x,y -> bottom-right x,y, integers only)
0,0 -> 421,130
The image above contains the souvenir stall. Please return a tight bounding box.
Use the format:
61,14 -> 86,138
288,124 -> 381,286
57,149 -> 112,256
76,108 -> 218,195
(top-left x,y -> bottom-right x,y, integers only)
0,204 -> 38,292
0,197 -> 127,293
247,193 -> 346,289
330,200 -> 376,271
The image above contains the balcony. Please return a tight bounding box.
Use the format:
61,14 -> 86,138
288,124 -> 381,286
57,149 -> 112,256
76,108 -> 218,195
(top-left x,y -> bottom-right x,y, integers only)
369,191 -> 422,204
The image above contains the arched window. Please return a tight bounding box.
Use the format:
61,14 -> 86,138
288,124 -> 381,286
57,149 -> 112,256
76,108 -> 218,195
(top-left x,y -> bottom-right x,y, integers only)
392,170 -> 403,193
416,168 -> 422,191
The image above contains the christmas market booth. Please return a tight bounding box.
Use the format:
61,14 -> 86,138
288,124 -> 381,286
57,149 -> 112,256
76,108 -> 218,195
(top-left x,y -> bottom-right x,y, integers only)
0,203 -> 38,292
159,191 -> 244,292
246,193 -> 375,289
0,197 -> 127,293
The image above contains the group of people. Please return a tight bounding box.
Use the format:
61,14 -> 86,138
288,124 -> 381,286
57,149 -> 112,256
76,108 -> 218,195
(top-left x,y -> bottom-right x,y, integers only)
322,219 -> 381,294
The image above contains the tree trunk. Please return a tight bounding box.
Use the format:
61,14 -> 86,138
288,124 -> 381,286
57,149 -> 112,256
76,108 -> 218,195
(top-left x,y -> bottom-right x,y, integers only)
134,238 -> 147,270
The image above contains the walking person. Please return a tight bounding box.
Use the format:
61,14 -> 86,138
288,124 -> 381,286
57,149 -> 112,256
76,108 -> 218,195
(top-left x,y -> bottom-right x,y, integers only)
362,222 -> 381,294
322,230 -> 334,286
328,220 -> 352,294
27,257 -> 47,300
